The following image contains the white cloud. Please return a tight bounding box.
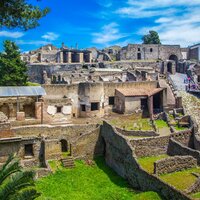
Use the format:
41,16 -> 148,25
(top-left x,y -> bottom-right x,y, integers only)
0,31 -> 24,38
42,32 -> 59,41
96,0 -> 112,8
16,40 -> 49,46
92,23 -> 127,45
116,0 -> 200,46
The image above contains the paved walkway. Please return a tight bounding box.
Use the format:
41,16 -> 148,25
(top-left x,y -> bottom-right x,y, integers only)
169,73 -> 188,91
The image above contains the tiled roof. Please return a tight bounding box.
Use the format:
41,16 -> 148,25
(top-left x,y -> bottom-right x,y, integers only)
116,88 -> 163,97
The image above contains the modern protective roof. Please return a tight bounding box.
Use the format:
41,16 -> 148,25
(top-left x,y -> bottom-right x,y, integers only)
0,86 -> 46,97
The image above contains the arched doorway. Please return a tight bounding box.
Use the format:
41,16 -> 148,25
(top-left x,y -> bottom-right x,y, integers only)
60,139 -> 68,152
167,62 -> 173,74
169,54 -> 178,71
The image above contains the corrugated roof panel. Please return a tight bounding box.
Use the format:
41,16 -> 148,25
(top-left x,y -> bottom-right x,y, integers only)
0,86 -> 46,97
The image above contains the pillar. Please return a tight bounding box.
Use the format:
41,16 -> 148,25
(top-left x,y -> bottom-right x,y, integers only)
79,52 -> 84,63
35,102 -> 42,119
148,96 -> 154,120
60,52 -> 64,63
67,52 -> 72,63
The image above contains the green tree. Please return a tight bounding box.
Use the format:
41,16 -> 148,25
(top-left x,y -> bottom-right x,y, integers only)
142,30 -> 161,44
0,0 -> 50,30
0,154 -> 40,200
0,40 -> 28,86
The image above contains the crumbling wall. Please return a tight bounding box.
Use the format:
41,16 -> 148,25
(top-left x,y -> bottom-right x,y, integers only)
168,138 -> 200,164
154,156 -> 197,175
101,121 -> 191,200
71,125 -> 104,160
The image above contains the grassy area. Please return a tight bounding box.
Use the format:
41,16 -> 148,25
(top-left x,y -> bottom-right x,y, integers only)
27,81 -> 41,86
36,157 -> 162,200
109,115 -> 153,131
160,168 -> 200,191
174,125 -> 188,131
155,120 -> 168,129
192,192 -> 200,199
137,155 -> 169,174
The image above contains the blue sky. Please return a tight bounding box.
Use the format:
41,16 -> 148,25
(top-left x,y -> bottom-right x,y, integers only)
1,0 -> 200,52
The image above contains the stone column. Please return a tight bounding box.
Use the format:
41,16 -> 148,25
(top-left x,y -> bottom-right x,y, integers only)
67,52 -> 72,63
35,102 -> 42,119
148,96 -> 154,120
88,52 -> 92,63
79,52 -> 84,63
60,52 -> 64,63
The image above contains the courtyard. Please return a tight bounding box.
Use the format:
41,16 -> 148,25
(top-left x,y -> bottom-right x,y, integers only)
36,157 -> 161,200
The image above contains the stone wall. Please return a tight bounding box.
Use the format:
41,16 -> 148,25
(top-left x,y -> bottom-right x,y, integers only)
0,122 -> 14,138
101,121 -> 191,200
130,136 -> 170,158
129,129 -> 193,158
0,137 -> 41,167
168,138 -> 200,165
13,124 -> 97,140
118,44 -> 182,61
154,156 -> 197,175
116,127 -> 159,137
71,125 -> 104,160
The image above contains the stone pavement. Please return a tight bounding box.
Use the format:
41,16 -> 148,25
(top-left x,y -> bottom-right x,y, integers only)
169,73 -> 188,91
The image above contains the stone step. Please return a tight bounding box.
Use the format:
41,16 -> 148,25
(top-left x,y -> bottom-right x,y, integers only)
61,156 -> 75,168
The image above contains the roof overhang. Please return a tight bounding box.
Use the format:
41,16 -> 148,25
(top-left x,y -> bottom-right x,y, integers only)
0,86 -> 46,97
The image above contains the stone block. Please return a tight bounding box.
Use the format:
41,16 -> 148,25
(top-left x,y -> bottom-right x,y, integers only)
16,112 -> 25,121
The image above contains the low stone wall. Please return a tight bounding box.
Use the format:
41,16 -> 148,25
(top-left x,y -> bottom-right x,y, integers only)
168,138 -> 200,165
129,130 -> 193,158
13,124 -> 98,140
101,121 -> 191,200
36,168 -> 51,179
154,156 -> 197,175
116,127 -> 159,137
71,125 -> 104,160
0,122 -> 14,138
130,136 -> 170,158
171,129 -> 193,147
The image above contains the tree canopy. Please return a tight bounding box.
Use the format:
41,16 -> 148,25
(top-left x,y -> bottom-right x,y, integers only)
0,40 -> 28,86
0,0 -> 50,30
142,30 -> 161,44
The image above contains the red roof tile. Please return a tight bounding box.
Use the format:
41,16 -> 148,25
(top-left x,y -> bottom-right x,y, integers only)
116,88 -> 164,97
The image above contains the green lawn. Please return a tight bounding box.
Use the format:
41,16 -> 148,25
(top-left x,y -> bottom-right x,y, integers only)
137,155 -> 169,174
192,192 -> 200,199
160,168 -> 200,191
154,120 -> 168,129
36,157 -> 162,200
174,125 -> 188,131
109,115 -> 153,131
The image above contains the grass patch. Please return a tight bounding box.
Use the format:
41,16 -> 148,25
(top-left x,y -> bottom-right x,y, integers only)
160,168 -> 200,191
174,125 -> 188,131
26,81 -> 41,86
155,120 -> 168,129
48,160 -> 62,172
192,192 -> 200,199
109,115 -> 153,131
36,157 -> 162,200
137,155 -> 169,174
